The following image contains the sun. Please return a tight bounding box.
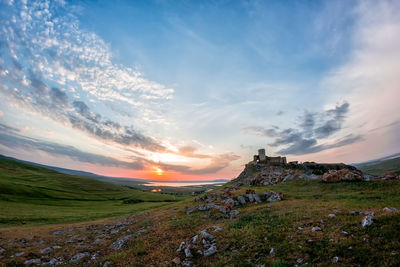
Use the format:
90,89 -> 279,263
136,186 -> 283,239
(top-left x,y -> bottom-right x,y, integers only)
155,167 -> 164,176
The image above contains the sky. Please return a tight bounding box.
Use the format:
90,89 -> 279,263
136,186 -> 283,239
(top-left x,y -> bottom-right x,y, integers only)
0,0 -> 399,181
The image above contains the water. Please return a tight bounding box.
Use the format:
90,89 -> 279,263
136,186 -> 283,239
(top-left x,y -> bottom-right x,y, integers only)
142,181 -> 227,187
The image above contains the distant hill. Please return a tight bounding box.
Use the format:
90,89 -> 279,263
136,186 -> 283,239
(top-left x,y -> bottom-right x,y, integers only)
353,155 -> 400,175
0,157 -> 184,225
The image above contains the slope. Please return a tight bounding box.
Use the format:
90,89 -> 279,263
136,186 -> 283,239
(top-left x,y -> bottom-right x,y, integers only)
355,156 -> 400,175
0,158 -> 185,226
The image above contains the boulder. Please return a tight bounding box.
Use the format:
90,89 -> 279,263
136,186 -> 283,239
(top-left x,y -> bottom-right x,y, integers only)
236,195 -> 246,205
203,244 -> 217,257
383,207 -> 398,213
361,212 -> 375,227
263,191 -> 283,202
109,234 -> 132,250
322,169 -> 363,183
24,258 -> 41,265
70,252 -> 90,263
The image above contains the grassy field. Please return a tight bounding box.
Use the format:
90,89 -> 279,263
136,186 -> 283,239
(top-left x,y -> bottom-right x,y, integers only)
0,158 -> 186,227
105,179 -> 400,266
355,156 -> 400,175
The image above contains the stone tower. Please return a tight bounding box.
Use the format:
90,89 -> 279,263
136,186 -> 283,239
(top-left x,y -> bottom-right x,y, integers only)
258,148 -> 266,161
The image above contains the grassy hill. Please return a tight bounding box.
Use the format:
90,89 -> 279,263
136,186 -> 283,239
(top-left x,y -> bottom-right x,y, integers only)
0,157 -> 186,226
355,156 -> 400,175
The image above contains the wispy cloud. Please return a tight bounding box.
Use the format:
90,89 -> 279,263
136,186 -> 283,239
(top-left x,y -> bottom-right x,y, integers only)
0,123 -> 143,169
245,102 -> 363,155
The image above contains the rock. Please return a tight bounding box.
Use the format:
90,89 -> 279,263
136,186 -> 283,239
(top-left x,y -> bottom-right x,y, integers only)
203,244 -> 217,257
94,237 -> 104,243
383,207 -> 398,213
222,198 -> 235,207
0,247 -> 6,254
40,247 -> 53,254
24,258 -> 41,265
109,234 -> 132,250
246,193 -> 254,202
328,214 -> 336,219
237,195 -> 246,205
172,257 -> 181,264
263,191 -> 283,202
213,225 -> 223,232
229,210 -> 240,219
361,212 -> 375,227
42,258 -> 62,266
350,211 -> 359,216
342,231 -> 349,235
311,226 -> 321,232
332,256 -> 339,263
181,260 -> 193,267
190,235 -> 198,245
176,241 -> 186,252
253,193 -> 261,203
201,230 -> 215,241
12,252 -> 24,257
102,261 -> 110,267
322,169 -> 363,183
70,252 -> 90,263
219,205 -> 229,214
269,248 -> 275,255
184,247 -> 193,258
187,206 -> 196,215
91,253 -> 100,260
52,228 -> 75,235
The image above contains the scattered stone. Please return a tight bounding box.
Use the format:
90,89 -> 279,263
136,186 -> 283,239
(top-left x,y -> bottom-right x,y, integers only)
182,259 -> 193,267
187,206 -> 196,215
109,235 -> 132,250
350,211 -> 359,216
102,260 -> 110,267
297,258 -> 303,264
184,247 -> 193,258
348,246 -> 353,250
361,212 -> 375,227
328,214 -> 336,219
191,235 -> 198,245
24,258 -> 41,265
70,252 -> 90,263
91,253 -> 100,260
311,226 -> 321,232
172,257 -> 181,264
42,258 -> 62,266
263,191 -> 283,202
342,231 -> 349,235
229,210 -> 240,219
213,225 -> 223,232
269,248 -> 275,255
201,230 -> 215,241
94,237 -> 104,243
52,228 -> 75,235
332,256 -> 339,263
383,207 -> 398,213
12,252 -> 24,257
203,244 -> 217,257
237,195 -> 246,205
177,241 -> 186,252
40,247 -> 53,254
298,226 -> 304,230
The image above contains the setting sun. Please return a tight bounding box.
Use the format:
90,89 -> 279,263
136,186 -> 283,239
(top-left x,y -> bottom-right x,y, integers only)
155,167 -> 164,176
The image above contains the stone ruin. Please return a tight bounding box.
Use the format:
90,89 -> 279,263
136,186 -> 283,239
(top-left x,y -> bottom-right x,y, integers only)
251,148 -> 287,165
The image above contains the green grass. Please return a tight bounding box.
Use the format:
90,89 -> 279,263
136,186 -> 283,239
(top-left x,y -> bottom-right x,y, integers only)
0,158 -> 186,226
355,156 -> 400,175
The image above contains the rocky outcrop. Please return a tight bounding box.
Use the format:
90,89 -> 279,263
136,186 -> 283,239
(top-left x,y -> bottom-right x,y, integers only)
322,169 -> 364,183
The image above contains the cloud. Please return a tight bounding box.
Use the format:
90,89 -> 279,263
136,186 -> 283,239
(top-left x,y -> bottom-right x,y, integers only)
0,123 -> 143,169
246,101 -> 362,155
158,152 -> 241,175
0,0 -> 172,152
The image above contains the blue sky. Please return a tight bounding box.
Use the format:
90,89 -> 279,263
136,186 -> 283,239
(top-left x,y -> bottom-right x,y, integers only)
0,0 -> 399,180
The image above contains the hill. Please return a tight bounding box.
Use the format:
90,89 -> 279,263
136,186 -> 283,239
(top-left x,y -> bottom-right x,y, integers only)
0,162 -> 399,266
354,156 -> 400,175
0,157 -> 185,226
